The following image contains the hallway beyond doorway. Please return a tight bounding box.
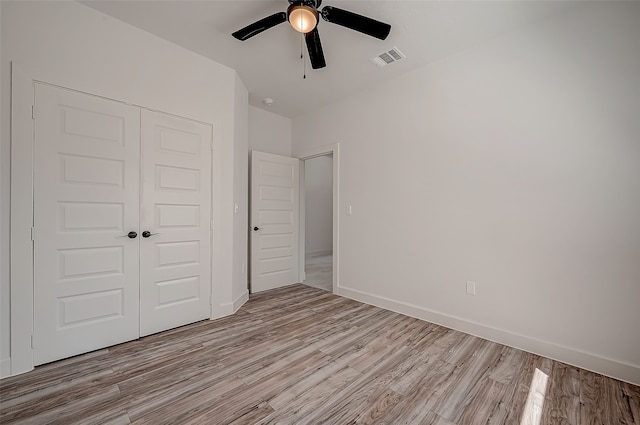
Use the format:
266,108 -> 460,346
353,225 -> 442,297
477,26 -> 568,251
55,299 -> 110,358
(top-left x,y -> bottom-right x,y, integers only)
303,253 -> 332,292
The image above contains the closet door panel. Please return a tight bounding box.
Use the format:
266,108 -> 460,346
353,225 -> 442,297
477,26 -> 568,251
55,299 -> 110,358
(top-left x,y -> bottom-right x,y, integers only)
139,110 -> 212,337
33,83 -> 141,365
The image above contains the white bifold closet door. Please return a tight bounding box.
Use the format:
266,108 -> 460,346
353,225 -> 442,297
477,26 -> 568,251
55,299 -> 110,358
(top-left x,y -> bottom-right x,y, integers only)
33,83 -> 212,365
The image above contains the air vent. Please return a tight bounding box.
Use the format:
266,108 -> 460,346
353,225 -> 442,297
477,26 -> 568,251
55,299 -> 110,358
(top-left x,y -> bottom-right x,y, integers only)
370,47 -> 405,68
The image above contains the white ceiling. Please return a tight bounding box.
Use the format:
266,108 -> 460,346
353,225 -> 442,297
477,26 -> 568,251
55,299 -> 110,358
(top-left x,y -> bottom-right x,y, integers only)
82,1 -> 576,118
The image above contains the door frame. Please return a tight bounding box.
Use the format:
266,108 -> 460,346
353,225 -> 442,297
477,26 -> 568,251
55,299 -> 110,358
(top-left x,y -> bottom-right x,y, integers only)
7,63 -> 220,377
297,144 -> 340,293
9,63 -> 37,376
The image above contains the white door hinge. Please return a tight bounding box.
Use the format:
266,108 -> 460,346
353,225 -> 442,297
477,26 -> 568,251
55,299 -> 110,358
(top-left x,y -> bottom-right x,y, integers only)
31,335 -> 35,349
31,227 -> 36,241
31,105 -> 35,120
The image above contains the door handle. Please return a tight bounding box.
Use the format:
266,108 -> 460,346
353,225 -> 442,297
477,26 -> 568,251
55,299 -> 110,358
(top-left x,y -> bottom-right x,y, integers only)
119,231 -> 138,239
142,231 -> 160,238
253,226 -> 260,232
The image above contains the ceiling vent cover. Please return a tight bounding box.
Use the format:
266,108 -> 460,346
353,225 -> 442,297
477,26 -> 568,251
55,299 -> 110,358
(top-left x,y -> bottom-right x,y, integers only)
370,47 -> 405,68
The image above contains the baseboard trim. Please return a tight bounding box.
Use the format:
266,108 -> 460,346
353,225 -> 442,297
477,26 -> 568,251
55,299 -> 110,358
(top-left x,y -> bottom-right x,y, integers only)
232,290 -> 249,313
337,285 -> 640,386
212,301 -> 234,319
306,249 -> 332,258
213,290 -> 250,320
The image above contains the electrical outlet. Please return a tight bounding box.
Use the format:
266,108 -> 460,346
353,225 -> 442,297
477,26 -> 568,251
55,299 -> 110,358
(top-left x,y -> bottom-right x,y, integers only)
466,281 -> 476,296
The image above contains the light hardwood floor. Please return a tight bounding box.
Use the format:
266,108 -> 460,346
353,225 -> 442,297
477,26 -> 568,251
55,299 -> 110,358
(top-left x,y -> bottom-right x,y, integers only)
303,253 -> 332,292
1,284 -> 638,424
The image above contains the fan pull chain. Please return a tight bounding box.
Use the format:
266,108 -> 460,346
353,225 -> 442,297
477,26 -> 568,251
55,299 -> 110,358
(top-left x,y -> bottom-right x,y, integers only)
300,31 -> 306,79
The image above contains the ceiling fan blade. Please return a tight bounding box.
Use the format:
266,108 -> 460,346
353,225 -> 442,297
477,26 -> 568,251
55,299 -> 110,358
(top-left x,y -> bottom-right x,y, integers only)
232,12 -> 287,41
321,6 -> 390,40
305,28 -> 326,69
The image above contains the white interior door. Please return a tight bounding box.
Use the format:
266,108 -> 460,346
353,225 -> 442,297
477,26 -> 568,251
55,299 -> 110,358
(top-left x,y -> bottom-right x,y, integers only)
33,83 -> 141,365
139,110 -> 212,336
250,151 -> 300,293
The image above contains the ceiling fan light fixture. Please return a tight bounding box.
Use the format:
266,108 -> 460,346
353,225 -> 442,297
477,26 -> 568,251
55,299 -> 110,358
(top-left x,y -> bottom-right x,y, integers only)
233,1 -> 391,71
288,5 -> 318,33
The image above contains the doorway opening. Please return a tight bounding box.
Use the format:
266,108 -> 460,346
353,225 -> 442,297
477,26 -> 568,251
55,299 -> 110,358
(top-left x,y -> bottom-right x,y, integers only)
249,144 -> 339,295
302,155 -> 333,292
298,143 -> 339,294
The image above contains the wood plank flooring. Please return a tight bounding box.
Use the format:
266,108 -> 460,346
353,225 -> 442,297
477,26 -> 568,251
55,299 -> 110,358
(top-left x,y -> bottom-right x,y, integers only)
1,284 -> 638,424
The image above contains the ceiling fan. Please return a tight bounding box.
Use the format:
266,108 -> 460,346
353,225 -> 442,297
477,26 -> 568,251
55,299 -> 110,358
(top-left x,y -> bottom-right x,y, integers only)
232,0 -> 391,70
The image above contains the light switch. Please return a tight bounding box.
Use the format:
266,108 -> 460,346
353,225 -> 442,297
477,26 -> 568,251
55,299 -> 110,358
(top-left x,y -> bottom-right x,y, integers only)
466,281 -> 476,296
234,203 -> 239,214
346,205 -> 352,215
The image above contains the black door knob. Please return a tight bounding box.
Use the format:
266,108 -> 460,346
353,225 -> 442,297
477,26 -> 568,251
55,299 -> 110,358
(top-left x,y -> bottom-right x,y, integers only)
253,226 -> 260,231
127,231 -> 137,239
142,231 -> 151,238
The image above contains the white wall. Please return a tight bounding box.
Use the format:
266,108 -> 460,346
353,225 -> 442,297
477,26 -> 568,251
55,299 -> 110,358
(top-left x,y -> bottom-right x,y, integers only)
249,106 -> 292,156
292,3 -> 640,385
305,156 -> 333,255
232,74 -> 249,307
1,1 -> 247,376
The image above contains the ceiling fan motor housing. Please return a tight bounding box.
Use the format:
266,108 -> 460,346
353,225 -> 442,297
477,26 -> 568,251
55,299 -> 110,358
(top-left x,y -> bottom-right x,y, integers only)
288,0 -> 322,8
